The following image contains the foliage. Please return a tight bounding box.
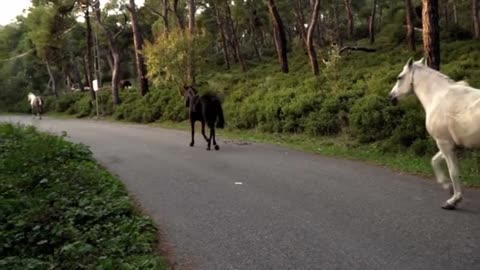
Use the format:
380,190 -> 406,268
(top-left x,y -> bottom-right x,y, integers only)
145,29 -> 210,87
0,123 -> 166,269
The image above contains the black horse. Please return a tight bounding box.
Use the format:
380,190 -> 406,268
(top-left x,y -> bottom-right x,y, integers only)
184,86 -> 225,150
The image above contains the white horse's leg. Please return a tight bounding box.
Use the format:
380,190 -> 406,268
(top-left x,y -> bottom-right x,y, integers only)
431,151 -> 451,190
437,142 -> 463,210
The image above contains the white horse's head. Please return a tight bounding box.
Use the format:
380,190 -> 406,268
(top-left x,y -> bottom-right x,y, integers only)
27,92 -> 35,102
389,57 -> 425,104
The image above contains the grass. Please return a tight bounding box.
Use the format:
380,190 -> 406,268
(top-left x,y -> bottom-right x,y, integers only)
0,123 -> 166,269
156,120 -> 480,188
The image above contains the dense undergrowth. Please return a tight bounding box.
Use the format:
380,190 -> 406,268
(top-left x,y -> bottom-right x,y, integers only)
6,39 -> 480,185
33,40 -> 480,152
0,124 -> 166,269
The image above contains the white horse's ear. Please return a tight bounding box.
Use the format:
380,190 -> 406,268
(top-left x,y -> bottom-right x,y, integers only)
416,57 -> 425,65
406,57 -> 414,68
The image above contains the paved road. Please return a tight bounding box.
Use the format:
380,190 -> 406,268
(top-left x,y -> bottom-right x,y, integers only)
1,115 -> 479,270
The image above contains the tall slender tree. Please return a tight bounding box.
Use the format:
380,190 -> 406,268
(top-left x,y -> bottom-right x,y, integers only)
306,0 -> 320,75
473,0 -> 480,39
213,1 -> 230,69
187,0 -> 195,84
344,0 -> 354,39
267,0 -> 289,73
223,0 -> 246,72
422,0 -> 440,70
369,0 -> 377,44
127,0 -> 149,96
91,0 -> 125,105
82,1 -> 96,100
405,0 -> 416,51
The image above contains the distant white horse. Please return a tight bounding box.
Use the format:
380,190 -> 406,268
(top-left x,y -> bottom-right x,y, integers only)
27,92 -> 44,119
389,58 -> 480,210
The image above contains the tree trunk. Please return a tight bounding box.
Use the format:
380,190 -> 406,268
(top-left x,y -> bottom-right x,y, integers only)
94,29 -> 102,87
92,0 -> 122,105
106,53 -> 113,73
294,0 -> 307,47
173,0 -> 185,31
72,57 -> 84,91
422,0 -> 440,70
344,0 -> 354,39
45,60 -> 57,97
452,1 -> 458,25
247,0 -> 262,60
224,0 -> 247,72
163,0 -> 170,33
85,6 -> 96,100
111,51 -> 121,105
473,0 -> 480,39
267,0 -> 289,73
214,2 -> 230,69
128,0 -> 149,96
406,0 -> 416,51
307,0 -> 320,75
444,3 -> 449,28
82,56 -> 90,88
369,0 -> 377,44
187,0 -> 195,85
334,1 -> 342,46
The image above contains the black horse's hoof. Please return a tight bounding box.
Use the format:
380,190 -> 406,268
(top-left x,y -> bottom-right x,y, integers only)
206,147 -> 211,151
190,142 -> 194,147
441,202 -> 456,210
214,145 -> 220,151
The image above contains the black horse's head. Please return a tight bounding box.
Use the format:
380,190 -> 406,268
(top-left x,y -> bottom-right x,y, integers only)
184,85 -> 198,107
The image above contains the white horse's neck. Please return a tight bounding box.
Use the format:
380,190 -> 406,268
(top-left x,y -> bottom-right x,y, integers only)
412,66 -> 452,114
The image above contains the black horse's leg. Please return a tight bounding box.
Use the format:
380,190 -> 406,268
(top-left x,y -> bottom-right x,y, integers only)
213,127 -> 219,151
190,120 -> 195,147
206,125 -> 213,151
201,120 -> 208,142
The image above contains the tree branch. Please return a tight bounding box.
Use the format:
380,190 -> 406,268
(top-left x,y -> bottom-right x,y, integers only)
113,13 -> 128,41
339,46 -> 377,54
144,3 -> 167,19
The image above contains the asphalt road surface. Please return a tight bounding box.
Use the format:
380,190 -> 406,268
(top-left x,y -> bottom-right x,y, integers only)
1,115 -> 479,270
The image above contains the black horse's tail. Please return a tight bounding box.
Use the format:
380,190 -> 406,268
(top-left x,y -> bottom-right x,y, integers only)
216,100 -> 225,129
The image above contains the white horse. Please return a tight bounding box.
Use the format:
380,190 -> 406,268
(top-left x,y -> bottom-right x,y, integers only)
27,92 -> 44,119
389,58 -> 480,210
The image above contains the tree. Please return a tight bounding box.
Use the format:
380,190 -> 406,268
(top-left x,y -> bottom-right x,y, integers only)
405,0 -> 415,51
213,1 -> 230,69
223,0 -> 247,72
473,0 -> 480,39
82,1 -> 96,100
369,0 -> 377,44
127,0 -> 149,96
267,0 -> 289,73
91,0 -> 126,105
306,0 -> 320,75
422,0 -> 440,70
344,0 -> 354,39
173,0 -> 186,30
187,0 -> 195,84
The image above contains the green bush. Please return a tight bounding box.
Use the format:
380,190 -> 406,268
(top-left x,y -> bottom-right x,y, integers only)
0,124 -> 166,269
73,96 -> 93,118
350,94 -> 398,143
54,93 -> 83,113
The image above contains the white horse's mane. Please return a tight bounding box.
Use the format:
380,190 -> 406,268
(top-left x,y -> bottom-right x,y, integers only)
414,63 -> 466,86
